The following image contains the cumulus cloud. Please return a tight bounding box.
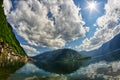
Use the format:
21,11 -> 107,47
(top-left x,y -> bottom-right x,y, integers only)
21,44 -> 39,56
3,0 -> 12,15
84,27 -> 90,32
3,0 -> 86,49
77,0 -> 120,51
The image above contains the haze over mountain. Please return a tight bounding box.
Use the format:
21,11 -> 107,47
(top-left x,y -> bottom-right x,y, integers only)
81,33 -> 120,64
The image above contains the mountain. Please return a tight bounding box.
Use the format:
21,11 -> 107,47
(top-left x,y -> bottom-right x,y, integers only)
32,48 -> 90,74
81,33 -> 120,64
32,48 -> 90,62
0,0 -> 26,56
0,0 -> 27,63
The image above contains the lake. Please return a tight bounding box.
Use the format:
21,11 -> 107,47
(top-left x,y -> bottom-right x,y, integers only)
1,60 -> 120,80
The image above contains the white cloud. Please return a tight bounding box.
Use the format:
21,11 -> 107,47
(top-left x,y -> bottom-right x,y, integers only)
93,23 -> 97,27
76,0 -> 120,51
21,44 -> 39,56
3,0 -> 86,49
84,27 -> 90,32
3,0 -> 12,15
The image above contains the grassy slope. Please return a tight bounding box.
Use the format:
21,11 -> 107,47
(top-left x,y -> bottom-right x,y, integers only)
0,0 -> 26,56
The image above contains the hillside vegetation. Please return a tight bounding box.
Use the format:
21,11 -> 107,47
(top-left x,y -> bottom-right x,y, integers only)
0,0 -> 26,56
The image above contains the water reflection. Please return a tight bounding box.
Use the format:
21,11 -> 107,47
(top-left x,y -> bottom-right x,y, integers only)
1,61 -> 120,80
8,63 -> 67,80
33,59 -> 83,74
67,61 -> 120,80
0,61 -> 25,80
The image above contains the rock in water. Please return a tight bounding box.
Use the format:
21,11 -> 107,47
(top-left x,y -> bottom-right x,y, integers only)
32,49 -> 90,74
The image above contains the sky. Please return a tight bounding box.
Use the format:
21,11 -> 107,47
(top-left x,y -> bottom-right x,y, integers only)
3,0 -> 120,56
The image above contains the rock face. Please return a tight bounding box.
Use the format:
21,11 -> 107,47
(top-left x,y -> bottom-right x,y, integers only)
0,39 -> 28,65
32,49 -> 90,74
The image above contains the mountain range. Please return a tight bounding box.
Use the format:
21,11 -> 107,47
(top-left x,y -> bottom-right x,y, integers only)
81,33 -> 120,64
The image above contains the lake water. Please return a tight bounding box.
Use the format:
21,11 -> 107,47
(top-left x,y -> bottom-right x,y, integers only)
1,60 -> 120,80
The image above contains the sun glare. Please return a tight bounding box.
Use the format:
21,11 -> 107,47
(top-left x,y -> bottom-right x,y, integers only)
88,2 -> 96,11
86,1 -> 99,13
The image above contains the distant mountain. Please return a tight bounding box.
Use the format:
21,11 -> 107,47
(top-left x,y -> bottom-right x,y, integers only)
32,48 -> 81,60
32,48 -> 90,74
81,33 -> 120,64
32,48 -> 90,62
0,0 -> 26,56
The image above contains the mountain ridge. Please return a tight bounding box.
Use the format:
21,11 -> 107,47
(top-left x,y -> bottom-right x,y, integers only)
0,0 -> 28,64
80,33 -> 120,64
0,1 -> 26,56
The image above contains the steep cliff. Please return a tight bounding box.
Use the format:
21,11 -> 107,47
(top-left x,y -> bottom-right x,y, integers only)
0,0 -> 27,55
0,0 -> 27,63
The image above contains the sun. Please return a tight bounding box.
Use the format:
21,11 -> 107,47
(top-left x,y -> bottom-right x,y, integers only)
88,2 -> 96,11
86,1 -> 99,13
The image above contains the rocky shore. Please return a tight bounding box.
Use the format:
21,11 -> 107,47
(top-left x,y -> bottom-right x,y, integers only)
0,39 -> 28,67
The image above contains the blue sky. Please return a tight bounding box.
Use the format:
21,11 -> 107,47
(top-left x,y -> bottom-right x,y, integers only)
3,0 -> 120,56
16,0 -> 106,51
65,0 -> 107,49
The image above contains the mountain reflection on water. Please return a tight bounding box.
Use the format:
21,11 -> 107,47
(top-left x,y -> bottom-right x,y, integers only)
0,61 -> 25,80
0,60 -> 118,80
33,60 -> 82,74
8,62 -> 67,80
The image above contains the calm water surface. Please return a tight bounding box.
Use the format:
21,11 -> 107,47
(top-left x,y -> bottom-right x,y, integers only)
1,60 -> 120,80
